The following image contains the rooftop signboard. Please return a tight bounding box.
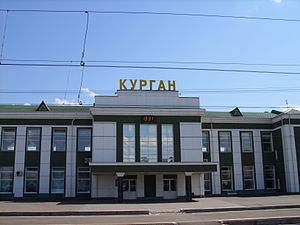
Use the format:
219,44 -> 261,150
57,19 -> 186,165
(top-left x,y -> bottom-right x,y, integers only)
119,79 -> 176,91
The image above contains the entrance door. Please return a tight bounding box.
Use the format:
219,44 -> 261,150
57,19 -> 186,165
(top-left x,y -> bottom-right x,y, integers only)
144,175 -> 156,198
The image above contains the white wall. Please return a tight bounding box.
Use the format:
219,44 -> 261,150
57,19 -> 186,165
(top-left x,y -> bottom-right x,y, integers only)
210,129 -> 221,194
39,126 -> 51,194
92,122 -> 116,162
97,174 -> 117,198
253,130 -> 264,190
180,122 -> 203,162
232,130 -> 243,190
13,126 -> 26,197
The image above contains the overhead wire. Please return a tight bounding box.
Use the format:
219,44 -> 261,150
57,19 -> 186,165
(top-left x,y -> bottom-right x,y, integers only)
1,9 -> 300,23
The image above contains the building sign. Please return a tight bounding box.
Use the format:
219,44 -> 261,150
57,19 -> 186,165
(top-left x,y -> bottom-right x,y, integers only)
119,79 -> 176,91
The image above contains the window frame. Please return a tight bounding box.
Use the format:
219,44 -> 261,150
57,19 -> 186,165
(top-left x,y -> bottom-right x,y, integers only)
24,167 -> 39,194
0,167 -> 14,193
161,124 -> 174,162
163,178 -> 177,192
204,173 -> 211,192
1,127 -> 17,151
51,167 -> 65,194
264,165 -> 276,189
218,131 -> 232,153
123,124 -> 136,162
77,128 -> 92,152
26,127 -> 42,151
221,166 -> 233,191
140,124 -> 158,162
77,167 -> 91,194
202,130 -> 210,152
261,131 -> 273,152
243,165 -> 255,190
52,128 -> 67,152
122,178 -> 136,192
240,131 -> 254,153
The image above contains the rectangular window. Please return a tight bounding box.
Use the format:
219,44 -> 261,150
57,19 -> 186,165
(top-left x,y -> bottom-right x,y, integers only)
51,168 -> 65,194
77,128 -> 92,152
1,128 -> 16,151
241,132 -> 253,152
77,167 -> 91,193
122,179 -> 136,192
202,131 -> 210,152
140,124 -> 157,162
162,124 -> 174,162
221,166 -> 233,191
123,124 -> 135,162
26,128 -> 41,151
52,128 -> 66,151
243,166 -> 255,190
261,132 -> 273,152
219,131 -> 232,153
204,173 -> 211,191
0,167 -> 13,193
24,167 -> 38,193
264,165 -> 276,189
163,178 -> 176,191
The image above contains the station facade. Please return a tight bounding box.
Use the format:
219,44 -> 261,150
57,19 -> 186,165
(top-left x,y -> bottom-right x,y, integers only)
0,89 -> 300,200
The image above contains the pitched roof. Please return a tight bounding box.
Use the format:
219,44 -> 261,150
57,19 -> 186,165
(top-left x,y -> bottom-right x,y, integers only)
0,105 -> 91,112
204,111 -> 277,119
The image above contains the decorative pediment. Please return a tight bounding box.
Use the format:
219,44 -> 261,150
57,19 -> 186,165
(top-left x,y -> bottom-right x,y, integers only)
36,101 -> 50,111
230,107 -> 242,116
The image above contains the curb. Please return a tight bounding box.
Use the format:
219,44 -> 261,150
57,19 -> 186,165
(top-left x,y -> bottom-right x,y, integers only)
220,216 -> 300,225
180,204 -> 300,213
0,210 -> 150,216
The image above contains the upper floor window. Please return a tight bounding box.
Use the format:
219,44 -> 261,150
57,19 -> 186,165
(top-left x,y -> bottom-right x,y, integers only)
1,128 -> 16,151
52,128 -> 66,152
219,131 -> 232,153
26,128 -> 41,151
261,132 -> 273,152
202,131 -> 210,152
162,124 -> 174,162
123,124 -> 135,162
140,124 -> 157,162
77,128 -> 92,152
0,167 -> 13,193
241,131 -> 253,152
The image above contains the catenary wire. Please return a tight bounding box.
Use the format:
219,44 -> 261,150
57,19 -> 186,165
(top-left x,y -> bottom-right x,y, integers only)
1,9 -> 300,23
1,62 -> 300,75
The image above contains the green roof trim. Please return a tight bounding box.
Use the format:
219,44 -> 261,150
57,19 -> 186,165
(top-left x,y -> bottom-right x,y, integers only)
0,105 -> 91,112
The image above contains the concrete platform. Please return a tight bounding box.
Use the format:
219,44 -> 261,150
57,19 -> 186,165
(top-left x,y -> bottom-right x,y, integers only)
0,194 -> 300,216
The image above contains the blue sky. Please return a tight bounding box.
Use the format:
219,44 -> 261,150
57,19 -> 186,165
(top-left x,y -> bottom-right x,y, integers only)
0,0 -> 300,111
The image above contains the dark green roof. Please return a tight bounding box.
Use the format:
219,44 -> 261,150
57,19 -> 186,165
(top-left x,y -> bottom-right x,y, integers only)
0,105 -> 91,112
204,111 -> 277,119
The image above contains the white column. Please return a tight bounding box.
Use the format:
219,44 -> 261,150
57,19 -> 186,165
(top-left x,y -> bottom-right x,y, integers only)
91,173 -> 98,198
281,125 -> 299,192
65,126 -> 77,197
253,130 -> 264,190
39,126 -> 51,194
137,174 -> 144,198
232,130 -> 243,190
199,173 -> 205,197
13,126 -> 26,197
211,129 -> 221,194
177,173 -> 185,197
156,174 -> 163,198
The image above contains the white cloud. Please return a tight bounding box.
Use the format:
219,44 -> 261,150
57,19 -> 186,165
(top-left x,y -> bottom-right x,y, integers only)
271,0 -> 282,3
54,98 -> 79,105
24,103 -> 31,106
81,88 -> 97,97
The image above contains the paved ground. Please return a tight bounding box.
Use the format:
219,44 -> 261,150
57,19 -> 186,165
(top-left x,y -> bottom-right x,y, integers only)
1,194 -> 300,213
1,208 -> 300,225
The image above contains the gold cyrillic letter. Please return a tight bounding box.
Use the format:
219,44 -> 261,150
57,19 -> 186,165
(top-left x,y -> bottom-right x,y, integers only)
158,80 -> 166,91
129,79 -> 137,90
168,80 -> 176,91
140,80 -> 147,90
119,79 -> 127,90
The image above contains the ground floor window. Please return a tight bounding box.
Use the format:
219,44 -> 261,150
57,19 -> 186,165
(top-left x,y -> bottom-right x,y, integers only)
264,165 -> 276,189
51,168 -> 65,194
243,166 -> 255,190
163,178 -> 176,191
0,167 -> 13,193
24,167 -> 38,193
77,167 -> 91,193
123,179 -> 136,192
221,166 -> 233,191
204,173 -> 211,191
